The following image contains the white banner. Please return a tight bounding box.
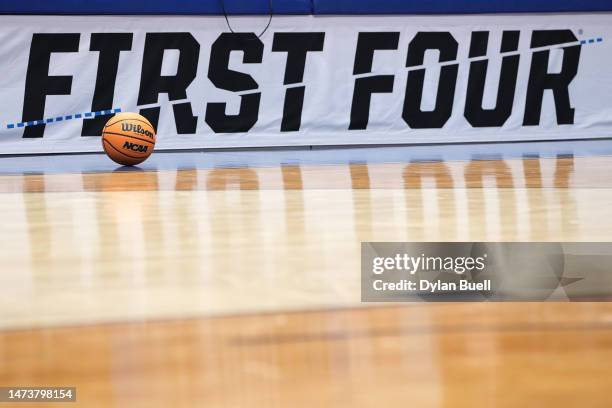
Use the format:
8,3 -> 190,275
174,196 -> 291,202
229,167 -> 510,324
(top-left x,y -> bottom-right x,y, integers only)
0,14 -> 611,154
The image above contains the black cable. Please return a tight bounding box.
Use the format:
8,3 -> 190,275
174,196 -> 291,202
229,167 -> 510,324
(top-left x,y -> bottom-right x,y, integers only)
221,0 -> 273,39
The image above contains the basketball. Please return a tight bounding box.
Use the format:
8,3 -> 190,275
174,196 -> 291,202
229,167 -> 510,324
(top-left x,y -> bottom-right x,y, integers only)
102,112 -> 156,166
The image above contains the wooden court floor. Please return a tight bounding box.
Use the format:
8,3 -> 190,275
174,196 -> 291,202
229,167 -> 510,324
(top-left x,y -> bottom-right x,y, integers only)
1,153 -> 612,407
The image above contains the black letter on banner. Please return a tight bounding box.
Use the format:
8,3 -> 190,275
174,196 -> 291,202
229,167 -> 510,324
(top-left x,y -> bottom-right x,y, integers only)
206,33 -> 263,133
464,31 -> 520,127
349,32 -> 399,130
82,33 -> 133,136
272,33 -> 325,132
137,33 -> 200,133
22,33 -> 80,138
523,30 -> 581,126
403,32 -> 458,129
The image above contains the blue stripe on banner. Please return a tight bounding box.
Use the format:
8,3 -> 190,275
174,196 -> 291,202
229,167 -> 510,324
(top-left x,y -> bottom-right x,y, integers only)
0,0 -> 311,15
578,37 -> 604,46
313,0 -> 612,14
5,108 -> 122,130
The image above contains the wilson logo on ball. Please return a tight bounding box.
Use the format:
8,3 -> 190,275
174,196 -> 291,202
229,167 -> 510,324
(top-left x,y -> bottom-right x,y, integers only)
123,141 -> 149,153
122,123 -> 155,138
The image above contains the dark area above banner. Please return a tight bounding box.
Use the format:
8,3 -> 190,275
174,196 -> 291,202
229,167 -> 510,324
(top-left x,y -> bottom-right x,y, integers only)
314,0 -> 612,14
1,0 -> 612,15
0,0 -> 311,15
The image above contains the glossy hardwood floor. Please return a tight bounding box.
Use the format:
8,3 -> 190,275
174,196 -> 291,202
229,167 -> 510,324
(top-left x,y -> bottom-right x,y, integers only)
1,152 -> 612,407
3,304 -> 612,408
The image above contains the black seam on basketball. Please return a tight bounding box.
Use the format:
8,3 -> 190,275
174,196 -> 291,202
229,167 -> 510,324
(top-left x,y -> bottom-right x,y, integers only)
103,140 -> 143,161
103,139 -> 145,160
102,138 -> 111,156
105,117 -> 154,129
102,132 -> 155,145
102,139 -> 137,164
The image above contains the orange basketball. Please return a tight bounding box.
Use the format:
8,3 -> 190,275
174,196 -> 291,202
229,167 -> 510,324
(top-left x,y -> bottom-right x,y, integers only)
102,112 -> 156,166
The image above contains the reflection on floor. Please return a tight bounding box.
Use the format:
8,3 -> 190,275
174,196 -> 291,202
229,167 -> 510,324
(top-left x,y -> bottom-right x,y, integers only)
1,152 -> 612,328
1,141 -> 612,407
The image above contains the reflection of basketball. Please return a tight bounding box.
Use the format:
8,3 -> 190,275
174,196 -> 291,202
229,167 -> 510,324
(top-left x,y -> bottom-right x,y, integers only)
102,112 -> 156,166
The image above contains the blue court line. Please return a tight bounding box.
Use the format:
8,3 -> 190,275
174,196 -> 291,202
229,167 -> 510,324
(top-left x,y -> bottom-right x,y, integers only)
6,108 -> 121,129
